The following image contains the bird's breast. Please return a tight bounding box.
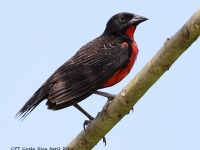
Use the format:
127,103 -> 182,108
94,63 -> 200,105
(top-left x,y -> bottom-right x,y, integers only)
102,41 -> 138,88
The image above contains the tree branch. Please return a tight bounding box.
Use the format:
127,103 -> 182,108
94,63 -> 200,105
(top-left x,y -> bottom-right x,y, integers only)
66,9 -> 200,150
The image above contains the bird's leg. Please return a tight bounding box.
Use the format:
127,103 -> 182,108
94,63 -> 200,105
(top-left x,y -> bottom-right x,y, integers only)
94,91 -> 117,101
95,91 -> 134,114
94,91 -> 116,116
72,102 -> 94,120
72,102 -> 107,145
72,103 -> 94,136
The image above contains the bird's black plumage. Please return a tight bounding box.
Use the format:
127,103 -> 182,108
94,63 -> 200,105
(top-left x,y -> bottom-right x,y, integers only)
16,12 -> 148,120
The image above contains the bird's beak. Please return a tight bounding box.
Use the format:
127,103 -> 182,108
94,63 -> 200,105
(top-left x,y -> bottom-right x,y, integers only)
128,14 -> 148,26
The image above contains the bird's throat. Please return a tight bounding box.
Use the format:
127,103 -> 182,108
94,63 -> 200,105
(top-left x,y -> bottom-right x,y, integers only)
126,25 -> 136,39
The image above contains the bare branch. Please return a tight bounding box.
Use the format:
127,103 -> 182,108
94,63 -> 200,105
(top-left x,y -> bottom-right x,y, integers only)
66,9 -> 200,150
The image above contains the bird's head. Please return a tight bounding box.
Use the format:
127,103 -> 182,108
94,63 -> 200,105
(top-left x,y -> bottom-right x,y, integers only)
103,12 -> 148,39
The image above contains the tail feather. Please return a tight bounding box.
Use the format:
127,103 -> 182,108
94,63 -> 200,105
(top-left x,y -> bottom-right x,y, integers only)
15,97 -> 42,120
16,83 -> 53,120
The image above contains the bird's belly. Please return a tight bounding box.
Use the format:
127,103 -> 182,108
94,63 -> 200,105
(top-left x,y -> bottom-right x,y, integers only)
102,42 -> 138,88
102,67 -> 132,87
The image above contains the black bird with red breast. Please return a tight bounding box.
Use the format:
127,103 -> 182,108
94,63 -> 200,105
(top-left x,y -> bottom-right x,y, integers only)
16,12 -> 148,121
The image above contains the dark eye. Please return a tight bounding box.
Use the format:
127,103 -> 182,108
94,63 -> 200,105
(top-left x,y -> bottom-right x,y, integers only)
119,15 -> 126,23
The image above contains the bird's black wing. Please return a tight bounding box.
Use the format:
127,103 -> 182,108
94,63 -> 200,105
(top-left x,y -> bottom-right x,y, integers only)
16,36 -> 131,119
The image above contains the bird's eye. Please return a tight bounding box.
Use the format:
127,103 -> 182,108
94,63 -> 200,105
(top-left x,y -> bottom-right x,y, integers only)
119,15 -> 126,23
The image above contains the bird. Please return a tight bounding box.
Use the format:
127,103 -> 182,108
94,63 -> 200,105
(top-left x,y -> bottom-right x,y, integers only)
16,12 -> 148,122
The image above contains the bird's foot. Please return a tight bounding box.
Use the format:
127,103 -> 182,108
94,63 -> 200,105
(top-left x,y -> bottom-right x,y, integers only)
107,94 -> 117,102
127,107 -> 134,114
83,118 -> 107,146
103,137 -> 107,146
94,91 -> 117,101
131,107 -> 134,112
83,119 -> 93,131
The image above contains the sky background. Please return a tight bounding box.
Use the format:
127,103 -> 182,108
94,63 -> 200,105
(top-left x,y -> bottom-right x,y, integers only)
1,1 -> 200,150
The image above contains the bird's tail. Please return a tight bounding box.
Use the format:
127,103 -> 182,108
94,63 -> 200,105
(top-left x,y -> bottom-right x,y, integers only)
15,84 -> 53,120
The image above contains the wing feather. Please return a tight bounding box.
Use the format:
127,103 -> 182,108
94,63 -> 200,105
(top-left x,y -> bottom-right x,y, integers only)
45,36 -> 131,109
